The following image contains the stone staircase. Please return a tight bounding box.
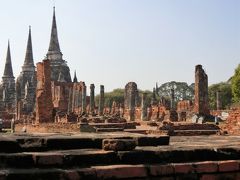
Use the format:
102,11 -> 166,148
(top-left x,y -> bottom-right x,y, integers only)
0,134 -> 240,179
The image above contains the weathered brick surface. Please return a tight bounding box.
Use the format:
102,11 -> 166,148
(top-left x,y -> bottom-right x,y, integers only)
35,60 -> 54,123
94,165 -> 148,179
174,163 -> 194,174
149,164 -> 174,176
124,82 -> 138,121
218,160 -> 239,172
33,153 -> 63,166
194,161 -> 218,173
102,139 -> 136,151
194,65 -> 209,115
177,100 -> 193,112
200,174 -> 217,180
63,170 -> 80,180
222,108 -> 240,135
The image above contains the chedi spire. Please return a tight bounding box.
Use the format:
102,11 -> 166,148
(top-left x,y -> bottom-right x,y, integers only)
3,41 -> 14,78
46,7 -> 62,60
22,26 -> 35,72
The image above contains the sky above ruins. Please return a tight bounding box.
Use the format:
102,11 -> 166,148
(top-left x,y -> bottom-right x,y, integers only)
0,0 -> 239,93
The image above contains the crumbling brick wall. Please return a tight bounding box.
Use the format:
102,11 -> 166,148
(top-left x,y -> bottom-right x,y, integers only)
35,59 -> 54,123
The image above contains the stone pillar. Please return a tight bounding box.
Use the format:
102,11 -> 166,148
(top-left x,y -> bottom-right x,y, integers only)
216,91 -> 221,110
81,85 -> 86,113
98,85 -> 104,116
129,91 -> 135,121
141,93 -> 147,121
124,82 -> 137,121
194,64 -> 209,115
170,89 -> 175,110
90,84 -> 95,113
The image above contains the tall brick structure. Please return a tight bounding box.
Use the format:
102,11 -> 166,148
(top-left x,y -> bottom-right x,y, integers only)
124,82 -> 138,121
194,65 -> 209,115
98,85 -> 105,116
35,59 -> 53,123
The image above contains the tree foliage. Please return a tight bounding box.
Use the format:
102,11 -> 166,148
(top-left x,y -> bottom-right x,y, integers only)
231,64 -> 240,102
208,82 -> 232,109
156,81 -> 194,101
95,88 -> 125,107
95,88 -> 153,107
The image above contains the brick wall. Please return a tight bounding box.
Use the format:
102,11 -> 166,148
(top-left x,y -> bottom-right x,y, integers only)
35,59 -> 54,123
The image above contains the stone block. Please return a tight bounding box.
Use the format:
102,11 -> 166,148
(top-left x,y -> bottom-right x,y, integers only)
102,139 -> 136,151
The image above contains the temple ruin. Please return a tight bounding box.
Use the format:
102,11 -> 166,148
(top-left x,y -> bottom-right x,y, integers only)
194,64 -> 209,115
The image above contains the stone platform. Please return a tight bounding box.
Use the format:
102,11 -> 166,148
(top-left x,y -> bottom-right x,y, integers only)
0,133 -> 239,179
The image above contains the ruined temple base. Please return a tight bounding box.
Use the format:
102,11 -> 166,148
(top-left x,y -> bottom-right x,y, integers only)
0,134 -> 239,179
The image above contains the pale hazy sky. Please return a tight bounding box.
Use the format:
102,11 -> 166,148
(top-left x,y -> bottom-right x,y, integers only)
0,0 -> 239,92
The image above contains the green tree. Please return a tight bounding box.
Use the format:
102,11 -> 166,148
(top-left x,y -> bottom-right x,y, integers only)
231,64 -> 240,102
95,89 -> 153,108
156,81 -> 194,101
95,88 -> 125,107
209,82 -> 232,109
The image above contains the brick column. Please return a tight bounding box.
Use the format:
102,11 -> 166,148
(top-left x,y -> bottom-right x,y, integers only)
141,92 -> 147,121
90,84 -> 95,113
81,85 -> 86,113
98,85 -> 104,116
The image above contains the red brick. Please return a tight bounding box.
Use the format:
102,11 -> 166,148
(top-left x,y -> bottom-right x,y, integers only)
200,174 -> 217,180
35,60 -> 54,123
195,161 -> 218,173
64,170 -> 80,180
77,168 -> 96,179
33,153 -> 63,166
218,160 -> 239,172
94,165 -> 147,179
174,163 -> 194,174
149,164 -> 174,176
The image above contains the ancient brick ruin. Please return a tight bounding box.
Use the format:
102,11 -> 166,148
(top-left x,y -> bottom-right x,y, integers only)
194,64 -> 209,115
35,60 -> 53,123
124,82 -> 138,121
0,5 -> 239,180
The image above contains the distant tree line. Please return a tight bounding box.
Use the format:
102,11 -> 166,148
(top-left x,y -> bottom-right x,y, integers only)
94,64 -> 240,110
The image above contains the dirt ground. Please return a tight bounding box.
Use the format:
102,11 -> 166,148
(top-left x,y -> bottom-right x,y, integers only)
11,120 -> 240,135
15,123 -> 80,133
